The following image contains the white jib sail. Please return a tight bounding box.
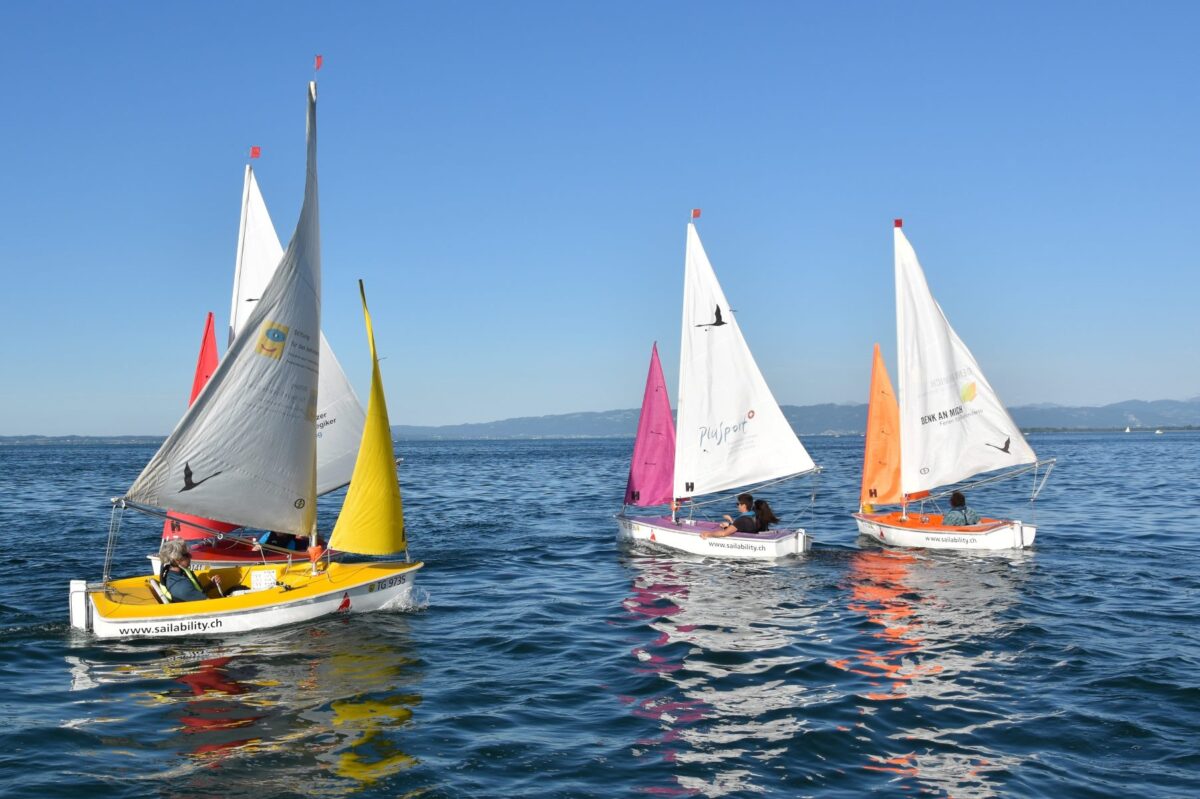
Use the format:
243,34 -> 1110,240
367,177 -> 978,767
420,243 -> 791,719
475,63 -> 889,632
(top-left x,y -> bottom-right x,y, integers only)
894,225 -> 1036,496
673,223 -> 816,499
230,166 -> 365,496
126,83 -> 323,535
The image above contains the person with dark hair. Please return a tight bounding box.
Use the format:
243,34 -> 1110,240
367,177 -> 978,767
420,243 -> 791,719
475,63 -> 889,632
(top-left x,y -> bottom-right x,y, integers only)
701,493 -> 759,539
753,499 -> 780,532
942,491 -> 981,526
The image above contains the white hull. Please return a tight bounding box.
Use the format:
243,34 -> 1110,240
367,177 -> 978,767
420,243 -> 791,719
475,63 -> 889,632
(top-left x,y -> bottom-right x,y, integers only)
70,563 -> 422,640
616,514 -> 809,560
853,513 -> 1035,550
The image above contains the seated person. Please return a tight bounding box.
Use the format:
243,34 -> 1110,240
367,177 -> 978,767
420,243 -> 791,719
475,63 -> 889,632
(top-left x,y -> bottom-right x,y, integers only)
942,491 -> 981,526
753,499 -> 780,532
158,539 -> 224,602
254,531 -> 310,551
701,493 -> 759,539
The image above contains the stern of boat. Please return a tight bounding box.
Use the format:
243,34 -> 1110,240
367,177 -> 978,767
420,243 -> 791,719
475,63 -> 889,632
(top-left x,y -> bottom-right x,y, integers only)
69,579 -> 92,632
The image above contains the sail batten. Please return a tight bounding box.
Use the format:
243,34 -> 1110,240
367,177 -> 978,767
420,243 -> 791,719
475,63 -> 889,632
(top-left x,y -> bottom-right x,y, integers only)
126,84 -> 323,535
894,226 -> 1036,495
625,342 -> 676,507
673,223 -> 815,499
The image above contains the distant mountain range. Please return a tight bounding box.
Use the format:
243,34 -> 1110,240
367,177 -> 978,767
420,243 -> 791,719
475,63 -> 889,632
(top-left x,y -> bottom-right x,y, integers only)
391,398 -> 1200,439
3,398 -> 1197,444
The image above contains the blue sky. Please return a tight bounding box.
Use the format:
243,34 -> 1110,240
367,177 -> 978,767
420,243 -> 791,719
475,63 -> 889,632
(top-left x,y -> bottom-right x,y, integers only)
1,2 -> 1197,435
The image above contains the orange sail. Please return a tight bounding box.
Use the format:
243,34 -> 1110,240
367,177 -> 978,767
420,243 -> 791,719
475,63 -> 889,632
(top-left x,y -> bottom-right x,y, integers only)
859,343 -> 902,509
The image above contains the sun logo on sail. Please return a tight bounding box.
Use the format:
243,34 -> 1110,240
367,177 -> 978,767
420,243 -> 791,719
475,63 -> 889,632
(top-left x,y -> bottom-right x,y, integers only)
960,382 -> 978,403
255,321 -> 289,360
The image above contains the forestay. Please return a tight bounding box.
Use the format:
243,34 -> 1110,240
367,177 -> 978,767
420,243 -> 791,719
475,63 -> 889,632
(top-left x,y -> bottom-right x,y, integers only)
894,224 -> 1035,495
229,164 -> 365,496
674,223 -> 816,499
126,83 -> 323,537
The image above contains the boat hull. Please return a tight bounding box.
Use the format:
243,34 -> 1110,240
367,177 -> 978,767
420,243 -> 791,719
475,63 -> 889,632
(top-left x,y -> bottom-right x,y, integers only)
69,561 -> 423,640
853,511 -> 1035,550
616,514 -> 810,560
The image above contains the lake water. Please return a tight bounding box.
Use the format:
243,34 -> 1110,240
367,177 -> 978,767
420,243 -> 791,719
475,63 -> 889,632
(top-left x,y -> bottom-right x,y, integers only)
1,433 -> 1197,797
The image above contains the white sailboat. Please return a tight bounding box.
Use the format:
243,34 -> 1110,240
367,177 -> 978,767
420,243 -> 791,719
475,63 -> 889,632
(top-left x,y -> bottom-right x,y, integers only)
616,216 -> 819,559
156,161 -> 370,568
69,82 -> 422,638
852,220 -> 1054,550
1125,426 -> 1131,433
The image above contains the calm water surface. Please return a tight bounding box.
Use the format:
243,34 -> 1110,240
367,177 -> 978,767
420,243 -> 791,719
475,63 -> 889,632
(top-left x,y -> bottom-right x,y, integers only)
1,433 -> 1198,797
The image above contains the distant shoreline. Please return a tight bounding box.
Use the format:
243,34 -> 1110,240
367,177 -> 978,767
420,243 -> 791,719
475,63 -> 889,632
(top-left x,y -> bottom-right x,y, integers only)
2,427 -> 1196,445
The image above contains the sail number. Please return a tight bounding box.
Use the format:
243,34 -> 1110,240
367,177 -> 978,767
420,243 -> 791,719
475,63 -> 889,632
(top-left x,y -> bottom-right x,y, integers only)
369,574 -> 408,593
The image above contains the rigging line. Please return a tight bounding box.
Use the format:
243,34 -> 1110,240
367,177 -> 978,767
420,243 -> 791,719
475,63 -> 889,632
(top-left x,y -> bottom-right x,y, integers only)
121,500 -> 298,557
681,467 -> 823,513
924,460 -> 1053,502
102,499 -> 126,590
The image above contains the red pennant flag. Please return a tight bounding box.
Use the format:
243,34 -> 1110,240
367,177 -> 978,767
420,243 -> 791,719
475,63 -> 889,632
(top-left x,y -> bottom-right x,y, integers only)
894,218 -> 903,228
249,146 -> 261,159
691,208 -> 702,219
314,54 -> 323,71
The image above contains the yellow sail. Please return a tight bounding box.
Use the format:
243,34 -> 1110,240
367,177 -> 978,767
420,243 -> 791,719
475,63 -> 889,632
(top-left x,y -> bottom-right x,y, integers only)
329,281 -> 406,555
859,343 -> 903,510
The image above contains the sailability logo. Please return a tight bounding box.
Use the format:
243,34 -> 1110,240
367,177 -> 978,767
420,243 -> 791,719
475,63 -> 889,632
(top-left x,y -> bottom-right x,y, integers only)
256,321 -> 289,360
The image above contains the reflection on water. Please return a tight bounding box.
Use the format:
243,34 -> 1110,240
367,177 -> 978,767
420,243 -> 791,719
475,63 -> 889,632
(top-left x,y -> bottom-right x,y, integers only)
621,556 -> 823,797
834,547 -> 1031,798
64,618 -> 422,797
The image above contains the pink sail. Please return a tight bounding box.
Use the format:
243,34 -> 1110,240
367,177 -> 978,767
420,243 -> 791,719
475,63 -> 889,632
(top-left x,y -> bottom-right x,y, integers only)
163,313 -> 238,543
624,343 -> 676,507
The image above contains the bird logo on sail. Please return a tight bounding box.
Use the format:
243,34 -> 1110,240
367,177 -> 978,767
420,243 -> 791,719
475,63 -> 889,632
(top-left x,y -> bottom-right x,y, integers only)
180,461 -> 222,492
695,306 -> 728,329
986,437 -> 1012,454
255,321 -> 289,360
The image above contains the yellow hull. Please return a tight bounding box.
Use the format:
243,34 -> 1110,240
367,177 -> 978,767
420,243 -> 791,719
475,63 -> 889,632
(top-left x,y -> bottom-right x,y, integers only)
71,561 -> 423,639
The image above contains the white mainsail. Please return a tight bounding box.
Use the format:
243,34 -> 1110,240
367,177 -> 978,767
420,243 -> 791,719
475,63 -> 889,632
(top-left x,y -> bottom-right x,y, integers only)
894,224 -> 1035,496
126,83 -> 323,536
673,223 -> 816,499
229,164 -> 365,496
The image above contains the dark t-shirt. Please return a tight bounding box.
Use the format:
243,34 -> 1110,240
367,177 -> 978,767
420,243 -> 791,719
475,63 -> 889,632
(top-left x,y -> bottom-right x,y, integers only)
732,514 -> 759,533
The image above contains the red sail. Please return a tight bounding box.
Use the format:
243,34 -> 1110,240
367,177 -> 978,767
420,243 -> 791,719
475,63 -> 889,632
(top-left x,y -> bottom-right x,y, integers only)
164,313 -> 238,542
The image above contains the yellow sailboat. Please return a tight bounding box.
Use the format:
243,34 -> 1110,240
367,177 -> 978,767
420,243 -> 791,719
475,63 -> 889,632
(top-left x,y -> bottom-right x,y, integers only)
69,83 -> 422,638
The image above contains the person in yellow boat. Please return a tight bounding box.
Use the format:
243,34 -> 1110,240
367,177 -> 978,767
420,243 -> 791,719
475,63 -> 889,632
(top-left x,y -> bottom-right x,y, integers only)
159,539 -> 223,602
253,531 -> 309,551
942,491 -> 981,526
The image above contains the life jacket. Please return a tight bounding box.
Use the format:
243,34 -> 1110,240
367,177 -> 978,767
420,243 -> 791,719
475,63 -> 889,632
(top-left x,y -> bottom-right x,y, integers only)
158,566 -> 207,603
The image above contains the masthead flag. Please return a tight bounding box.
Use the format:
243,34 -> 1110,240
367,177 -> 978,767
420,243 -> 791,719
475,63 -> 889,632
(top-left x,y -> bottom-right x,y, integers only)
314,54 -> 323,71
249,146 -> 261,159
691,208 -> 702,219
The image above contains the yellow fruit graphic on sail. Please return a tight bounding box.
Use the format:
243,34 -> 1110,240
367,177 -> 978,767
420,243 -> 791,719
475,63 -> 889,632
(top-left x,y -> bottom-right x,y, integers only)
960,382 -> 977,403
